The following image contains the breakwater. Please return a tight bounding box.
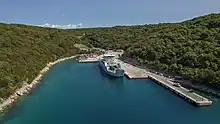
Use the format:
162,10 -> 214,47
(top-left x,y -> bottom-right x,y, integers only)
0,55 -> 78,112
148,74 -> 212,106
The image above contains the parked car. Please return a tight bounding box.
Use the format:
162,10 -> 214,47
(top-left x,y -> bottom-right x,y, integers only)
173,83 -> 181,87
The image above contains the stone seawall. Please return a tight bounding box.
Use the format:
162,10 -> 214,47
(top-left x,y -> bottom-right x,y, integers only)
0,55 -> 78,113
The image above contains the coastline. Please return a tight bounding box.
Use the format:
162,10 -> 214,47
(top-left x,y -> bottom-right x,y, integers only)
0,51 -> 217,113
0,55 -> 80,113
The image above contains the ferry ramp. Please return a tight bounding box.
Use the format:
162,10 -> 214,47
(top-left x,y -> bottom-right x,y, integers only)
116,60 -> 148,79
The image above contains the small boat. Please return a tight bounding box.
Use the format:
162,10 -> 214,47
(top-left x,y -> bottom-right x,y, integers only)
99,54 -> 124,77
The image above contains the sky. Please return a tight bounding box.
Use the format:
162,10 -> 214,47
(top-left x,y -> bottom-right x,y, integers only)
0,0 -> 220,28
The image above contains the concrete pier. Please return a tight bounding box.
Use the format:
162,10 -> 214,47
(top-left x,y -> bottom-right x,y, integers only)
116,60 -> 148,79
78,55 -> 102,63
78,58 -> 99,63
147,72 -> 212,106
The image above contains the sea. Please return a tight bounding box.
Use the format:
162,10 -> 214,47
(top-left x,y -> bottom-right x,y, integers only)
1,60 -> 220,124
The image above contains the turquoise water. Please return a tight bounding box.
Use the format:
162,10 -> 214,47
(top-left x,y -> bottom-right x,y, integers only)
1,60 -> 220,124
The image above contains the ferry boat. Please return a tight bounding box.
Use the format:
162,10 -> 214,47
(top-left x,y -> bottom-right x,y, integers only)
99,54 -> 124,77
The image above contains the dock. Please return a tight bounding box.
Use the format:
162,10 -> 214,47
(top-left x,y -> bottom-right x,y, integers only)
79,58 -> 99,63
78,55 -> 101,63
116,60 -> 148,79
117,59 -> 212,106
147,72 -> 212,106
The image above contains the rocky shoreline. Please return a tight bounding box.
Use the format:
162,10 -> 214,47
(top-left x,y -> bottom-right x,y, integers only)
0,55 -> 79,113
1,52 -> 218,113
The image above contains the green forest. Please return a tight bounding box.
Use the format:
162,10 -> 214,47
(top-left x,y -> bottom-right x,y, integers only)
0,24 -> 87,99
0,13 -> 220,99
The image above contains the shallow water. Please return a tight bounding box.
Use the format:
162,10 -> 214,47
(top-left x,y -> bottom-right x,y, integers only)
1,60 -> 220,124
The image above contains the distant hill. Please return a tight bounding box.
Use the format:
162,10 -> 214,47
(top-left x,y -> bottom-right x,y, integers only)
0,13 -> 220,99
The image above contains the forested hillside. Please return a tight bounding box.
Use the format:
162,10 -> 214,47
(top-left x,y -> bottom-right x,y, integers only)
0,24 -> 86,98
0,13 -> 220,99
83,14 -> 220,87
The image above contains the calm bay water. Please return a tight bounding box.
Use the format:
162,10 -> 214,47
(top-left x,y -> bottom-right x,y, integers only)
1,60 -> 220,124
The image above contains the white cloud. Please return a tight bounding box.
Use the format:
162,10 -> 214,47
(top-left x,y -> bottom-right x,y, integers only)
36,23 -> 83,29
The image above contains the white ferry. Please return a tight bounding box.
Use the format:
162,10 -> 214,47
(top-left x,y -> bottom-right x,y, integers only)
99,54 -> 124,77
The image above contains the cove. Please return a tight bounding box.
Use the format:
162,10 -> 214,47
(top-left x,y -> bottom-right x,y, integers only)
1,60 -> 220,124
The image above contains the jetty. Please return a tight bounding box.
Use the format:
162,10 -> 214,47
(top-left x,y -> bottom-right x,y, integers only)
147,72 -> 212,106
